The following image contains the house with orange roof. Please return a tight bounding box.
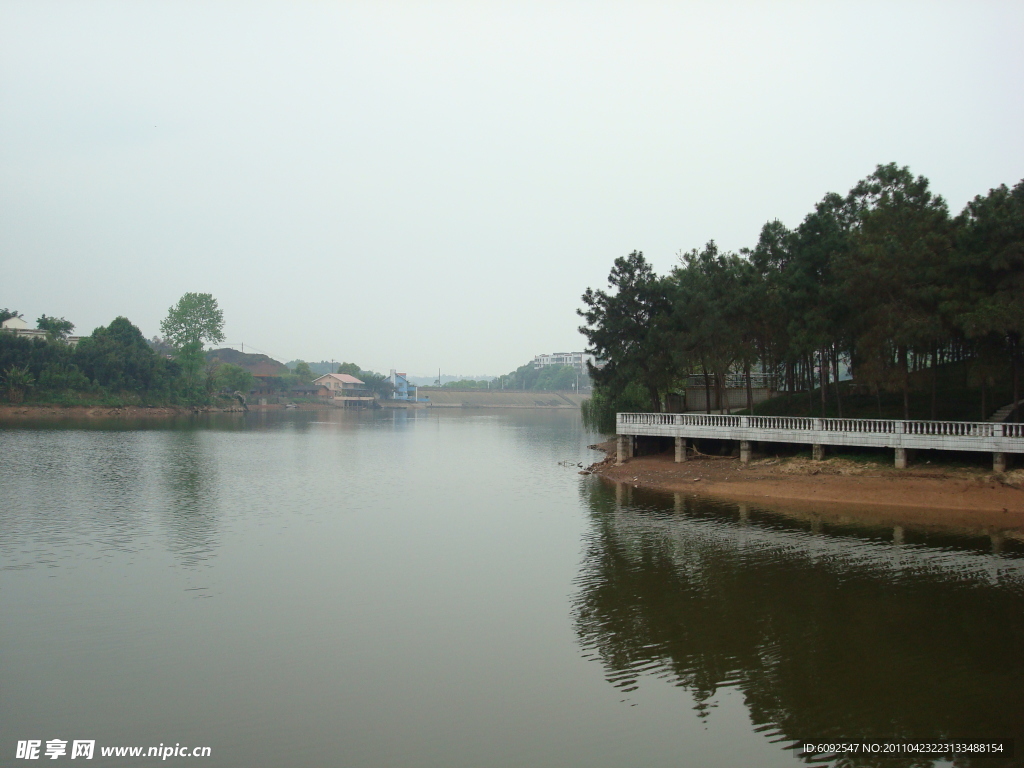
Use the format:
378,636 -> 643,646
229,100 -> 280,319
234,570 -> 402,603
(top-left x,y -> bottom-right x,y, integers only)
312,373 -> 374,407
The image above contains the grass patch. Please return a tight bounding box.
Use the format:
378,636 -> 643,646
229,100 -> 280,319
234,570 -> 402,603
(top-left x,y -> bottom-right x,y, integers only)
747,441 -> 995,471
822,451 -> 888,465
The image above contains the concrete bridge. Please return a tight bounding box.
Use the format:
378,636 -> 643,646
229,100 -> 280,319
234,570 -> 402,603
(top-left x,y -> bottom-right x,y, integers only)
615,413 -> 1024,471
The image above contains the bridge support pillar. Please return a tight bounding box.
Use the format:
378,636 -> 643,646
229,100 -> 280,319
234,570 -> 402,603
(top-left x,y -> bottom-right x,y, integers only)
993,452 -> 1007,473
616,435 -> 633,465
675,437 -> 687,463
740,440 -> 751,464
893,525 -> 904,545
894,447 -> 907,469
812,444 -> 825,461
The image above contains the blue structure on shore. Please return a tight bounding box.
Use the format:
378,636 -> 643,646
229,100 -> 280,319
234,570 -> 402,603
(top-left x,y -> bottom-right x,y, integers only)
388,369 -> 428,402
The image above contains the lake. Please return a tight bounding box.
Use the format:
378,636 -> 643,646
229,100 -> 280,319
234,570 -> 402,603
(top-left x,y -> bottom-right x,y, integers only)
2,409 -> 1022,767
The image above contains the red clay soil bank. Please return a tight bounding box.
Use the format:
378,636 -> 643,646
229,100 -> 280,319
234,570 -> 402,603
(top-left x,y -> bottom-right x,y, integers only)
0,403 -> 351,420
586,441 -> 1024,532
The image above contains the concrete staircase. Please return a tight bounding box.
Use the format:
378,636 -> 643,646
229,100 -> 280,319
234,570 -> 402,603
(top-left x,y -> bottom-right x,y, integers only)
989,399 -> 1024,423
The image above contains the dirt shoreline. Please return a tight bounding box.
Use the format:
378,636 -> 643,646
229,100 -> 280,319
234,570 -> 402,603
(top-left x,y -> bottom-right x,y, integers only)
586,441 -> 1024,533
0,403 -> 338,420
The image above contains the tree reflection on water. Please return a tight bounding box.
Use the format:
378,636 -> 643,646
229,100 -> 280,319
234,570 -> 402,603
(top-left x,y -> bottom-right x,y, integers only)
572,481 -> 1024,767
159,428 -> 221,569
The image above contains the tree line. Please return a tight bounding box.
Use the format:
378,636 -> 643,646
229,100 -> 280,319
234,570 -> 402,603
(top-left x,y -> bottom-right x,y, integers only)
2,294 -> 412,406
328,361 -> 395,398
579,164 -> 1024,429
1,293 -> 231,406
493,362 -> 587,391
425,363 -> 587,391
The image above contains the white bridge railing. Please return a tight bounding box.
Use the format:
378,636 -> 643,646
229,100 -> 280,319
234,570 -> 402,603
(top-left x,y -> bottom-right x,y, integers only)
614,415 -> 1024,456
618,412 -> 1024,439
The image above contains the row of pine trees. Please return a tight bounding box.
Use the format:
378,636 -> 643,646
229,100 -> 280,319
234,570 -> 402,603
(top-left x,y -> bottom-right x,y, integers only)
579,164 -> 1024,427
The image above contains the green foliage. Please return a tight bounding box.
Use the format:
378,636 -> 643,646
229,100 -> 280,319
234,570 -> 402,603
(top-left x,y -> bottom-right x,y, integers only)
579,164 -> 1024,422
670,240 -> 753,410
745,361 -> 1014,422
0,313 -> 184,405
160,293 -> 225,403
0,308 -> 22,324
160,293 -> 226,349
214,363 -> 255,393
358,370 -> 394,398
336,362 -> 361,376
293,361 -> 314,382
3,364 -> 34,403
37,362 -> 92,393
579,251 -> 674,410
535,366 -> 577,390
495,363 -> 541,390
954,180 -> 1024,421
74,317 -> 178,397
177,342 -> 207,400
839,164 -> 953,417
148,336 -> 176,356
1,330 -> 87,397
581,382 -> 653,433
36,314 -> 75,341
0,333 -> 41,374
955,180 -> 1024,339
493,363 -> 587,391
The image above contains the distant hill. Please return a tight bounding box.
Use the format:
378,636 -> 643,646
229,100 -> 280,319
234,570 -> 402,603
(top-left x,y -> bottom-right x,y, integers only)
207,348 -> 289,377
286,360 -> 337,377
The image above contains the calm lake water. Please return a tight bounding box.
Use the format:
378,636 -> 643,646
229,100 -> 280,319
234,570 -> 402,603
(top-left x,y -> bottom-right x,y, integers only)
2,409 -> 1022,767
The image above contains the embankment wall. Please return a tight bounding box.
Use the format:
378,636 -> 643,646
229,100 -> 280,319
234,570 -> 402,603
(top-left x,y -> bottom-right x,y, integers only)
417,388 -> 588,408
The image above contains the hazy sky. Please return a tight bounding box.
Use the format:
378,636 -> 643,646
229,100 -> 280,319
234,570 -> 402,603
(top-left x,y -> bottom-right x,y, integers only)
2,2 -> 1022,376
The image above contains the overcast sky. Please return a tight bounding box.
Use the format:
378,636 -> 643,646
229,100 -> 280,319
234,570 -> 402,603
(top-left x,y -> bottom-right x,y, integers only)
2,1 -> 1022,376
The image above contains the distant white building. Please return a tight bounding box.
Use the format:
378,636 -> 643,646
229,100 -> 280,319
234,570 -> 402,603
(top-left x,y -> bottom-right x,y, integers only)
1,316 -> 82,345
2,316 -> 30,331
532,352 -> 598,375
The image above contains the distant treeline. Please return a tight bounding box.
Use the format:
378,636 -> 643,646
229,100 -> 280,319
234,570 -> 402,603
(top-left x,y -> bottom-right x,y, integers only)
428,364 -> 587,391
579,164 -> 1024,429
1,293 -> 238,406
1,298 -> 416,406
493,363 -> 586,391
285,360 -> 343,378
0,315 -> 183,405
